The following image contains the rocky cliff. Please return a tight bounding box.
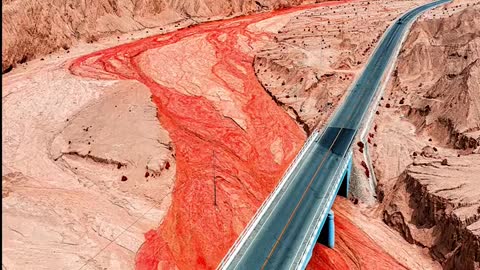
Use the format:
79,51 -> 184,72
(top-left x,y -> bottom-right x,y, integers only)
370,4 -> 480,270
383,155 -> 480,270
253,0 -> 422,132
2,0 -> 311,73
392,5 -> 480,151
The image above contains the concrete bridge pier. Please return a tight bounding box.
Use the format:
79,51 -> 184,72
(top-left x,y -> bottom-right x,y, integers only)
317,153 -> 352,249
338,154 -> 352,198
317,210 -> 335,248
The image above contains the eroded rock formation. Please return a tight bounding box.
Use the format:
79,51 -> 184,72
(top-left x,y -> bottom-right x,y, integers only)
253,0 -> 413,132
2,0 -> 312,73
392,6 -> 480,152
369,3 -> 480,269
383,156 -> 480,270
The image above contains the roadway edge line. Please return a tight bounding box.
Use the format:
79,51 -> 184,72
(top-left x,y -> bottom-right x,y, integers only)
218,130 -> 320,269
358,0 -> 452,198
293,1 -> 452,268
293,151 -> 352,269
218,0 -> 451,268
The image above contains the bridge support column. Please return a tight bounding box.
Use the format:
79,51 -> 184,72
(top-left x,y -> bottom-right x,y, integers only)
338,154 -> 352,198
317,210 -> 335,248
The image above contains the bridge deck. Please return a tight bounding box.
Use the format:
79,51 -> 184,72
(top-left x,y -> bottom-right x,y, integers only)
219,1 -> 450,269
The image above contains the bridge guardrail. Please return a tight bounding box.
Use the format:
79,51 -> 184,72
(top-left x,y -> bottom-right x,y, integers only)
218,1 -> 450,268
218,129 -> 320,269
295,150 -> 352,269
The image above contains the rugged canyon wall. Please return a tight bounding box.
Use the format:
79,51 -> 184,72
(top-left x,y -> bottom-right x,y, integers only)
1,0 -> 314,73
368,3 -> 480,270
251,1 -> 459,269
4,0 -> 470,269
252,0 -> 415,132
394,5 -> 480,152
383,156 -> 480,270
4,2 -> 319,269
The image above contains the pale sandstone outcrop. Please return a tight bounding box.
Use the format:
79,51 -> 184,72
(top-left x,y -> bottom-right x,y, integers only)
253,0 -> 427,133
2,71 -> 175,268
2,0 -> 310,73
393,6 -> 480,151
369,3 -> 480,269
383,155 -> 480,270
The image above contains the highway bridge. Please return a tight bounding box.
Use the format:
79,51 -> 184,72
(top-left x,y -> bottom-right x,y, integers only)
218,0 -> 450,269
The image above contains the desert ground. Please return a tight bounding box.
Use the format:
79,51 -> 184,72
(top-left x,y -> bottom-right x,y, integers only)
364,2 -> 480,269
2,0 -> 479,269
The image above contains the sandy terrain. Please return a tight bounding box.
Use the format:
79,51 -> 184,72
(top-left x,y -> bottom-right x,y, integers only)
2,0 -> 314,73
3,0 -> 471,269
253,0 -> 431,133
364,1 -> 480,269
2,65 -> 176,269
309,197 -> 441,270
3,3 -> 312,269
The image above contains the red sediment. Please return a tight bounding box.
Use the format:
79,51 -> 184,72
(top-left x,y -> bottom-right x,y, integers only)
68,1 -> 363,269
357,141 -> 364,153
307,199 -> 408,270
360,161 -> 370,178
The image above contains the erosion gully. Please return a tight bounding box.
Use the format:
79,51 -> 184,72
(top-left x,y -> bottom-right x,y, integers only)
70,1 -> 405,269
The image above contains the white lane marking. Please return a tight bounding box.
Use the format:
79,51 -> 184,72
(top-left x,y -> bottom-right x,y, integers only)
219,131 -> 319,269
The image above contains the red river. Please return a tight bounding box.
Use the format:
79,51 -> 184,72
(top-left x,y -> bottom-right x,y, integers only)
70,1 -> 406,269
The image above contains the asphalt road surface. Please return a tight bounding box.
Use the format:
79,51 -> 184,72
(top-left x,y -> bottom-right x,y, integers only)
220,0 -> 450,269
